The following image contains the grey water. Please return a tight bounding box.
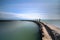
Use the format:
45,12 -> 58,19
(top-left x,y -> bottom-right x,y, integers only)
0,21 -> 40,40
41,20 -> 60,28
0,20 -> 60,40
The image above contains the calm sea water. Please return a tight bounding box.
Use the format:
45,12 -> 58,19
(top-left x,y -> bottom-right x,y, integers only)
41,20 -> 60,28
0,21 -> 40,40
0,20 -> 60,40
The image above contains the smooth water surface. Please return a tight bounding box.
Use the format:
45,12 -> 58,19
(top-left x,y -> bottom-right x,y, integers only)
0,21 -> 40,40
41,20 -> 60,28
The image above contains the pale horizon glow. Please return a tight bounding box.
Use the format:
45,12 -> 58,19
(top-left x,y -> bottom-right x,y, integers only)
1,12 -> 42,20
1,12 -> 60,20
16,13 -> 41,20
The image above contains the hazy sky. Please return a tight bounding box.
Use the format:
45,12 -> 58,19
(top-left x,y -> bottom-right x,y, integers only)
0,0 -> 60,20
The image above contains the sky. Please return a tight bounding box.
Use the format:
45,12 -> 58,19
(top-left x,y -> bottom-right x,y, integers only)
0,0 -> 60,20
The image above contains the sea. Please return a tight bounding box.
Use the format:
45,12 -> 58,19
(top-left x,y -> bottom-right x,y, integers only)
0,20 -> 60,40
0,21 -> 40,40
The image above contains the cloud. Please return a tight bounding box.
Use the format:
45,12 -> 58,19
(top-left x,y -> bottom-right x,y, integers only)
0,12 -> 20,20
0,12 -> 41,20
2,2 -> 59,14
1,0 -> 60,20
0,12 -> 60,20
